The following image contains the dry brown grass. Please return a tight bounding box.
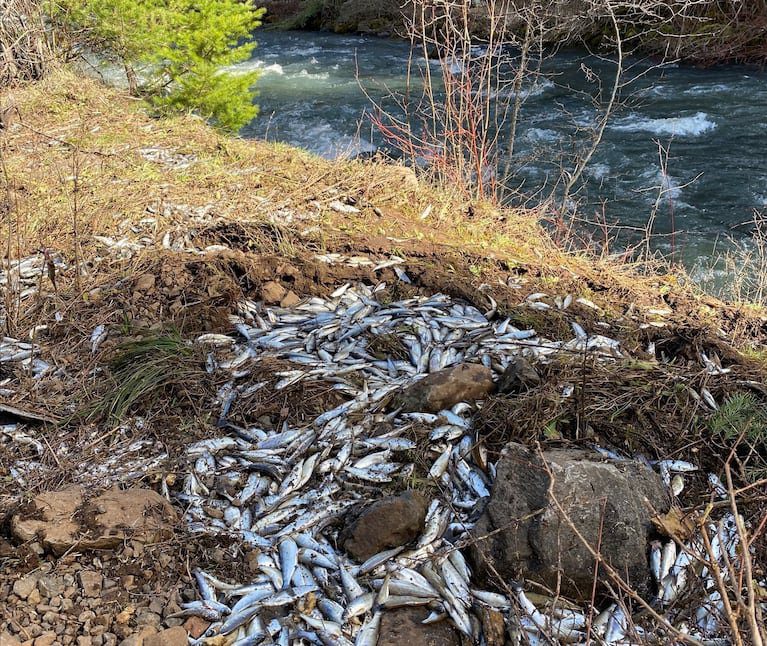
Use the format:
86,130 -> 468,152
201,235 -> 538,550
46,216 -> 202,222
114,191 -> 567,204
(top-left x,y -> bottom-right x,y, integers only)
0,68 -> 671,286
0,0 -> 52,87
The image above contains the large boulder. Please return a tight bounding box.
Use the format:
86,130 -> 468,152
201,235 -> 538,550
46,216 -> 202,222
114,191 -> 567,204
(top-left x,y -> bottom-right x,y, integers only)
342,491 -> 428,561
393,363 -> 495,413
11,486 -> 177,555
471,443 -> 669,601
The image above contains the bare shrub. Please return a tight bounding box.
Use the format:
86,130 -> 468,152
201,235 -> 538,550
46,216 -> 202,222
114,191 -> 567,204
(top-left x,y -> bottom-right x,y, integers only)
0,0 -> 53,87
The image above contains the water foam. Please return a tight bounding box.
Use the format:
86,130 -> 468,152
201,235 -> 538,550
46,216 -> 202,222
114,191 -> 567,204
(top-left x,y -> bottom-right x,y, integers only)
611,112 -> 716,137
524,128 -> 560,144
227,60 -> 285,76
294,69 -> 330,80
586,163 -> 611,180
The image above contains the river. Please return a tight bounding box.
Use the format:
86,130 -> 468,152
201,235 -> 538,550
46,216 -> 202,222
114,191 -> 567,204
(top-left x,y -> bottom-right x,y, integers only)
236,30 -> 767,270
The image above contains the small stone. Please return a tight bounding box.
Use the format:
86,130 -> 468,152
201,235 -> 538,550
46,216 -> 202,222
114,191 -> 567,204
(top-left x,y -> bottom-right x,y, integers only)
37,576 -> 64,598
115,606 -> 135,624
77,638 -> 93,646
135,274 -> 156,292
117,626 -> 156,646
260,281 -> 286,305
497,356 -> 541,393
33,634 -> 55,646
12,575 -> 39,600
182,617 -> 209,640
0,631 -> 22,646
134,608 -> 161,627
26,588 -> 41,605
142,627 -> 187,646
79,571 -> 103,597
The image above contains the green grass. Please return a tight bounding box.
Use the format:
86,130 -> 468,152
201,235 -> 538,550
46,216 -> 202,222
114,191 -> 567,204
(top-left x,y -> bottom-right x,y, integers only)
90,330 -> 203,422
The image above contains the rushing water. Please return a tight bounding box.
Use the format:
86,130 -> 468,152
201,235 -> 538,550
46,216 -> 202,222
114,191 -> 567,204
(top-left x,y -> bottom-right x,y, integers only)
236,30 -> 767,266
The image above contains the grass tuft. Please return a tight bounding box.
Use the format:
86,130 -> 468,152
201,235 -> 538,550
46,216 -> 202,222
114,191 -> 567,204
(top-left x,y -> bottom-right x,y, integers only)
90,330 -> 204,422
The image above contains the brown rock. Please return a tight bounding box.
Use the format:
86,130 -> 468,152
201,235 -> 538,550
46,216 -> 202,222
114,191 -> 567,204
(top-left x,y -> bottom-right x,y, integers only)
279,290 -> 300,308
142,627 -> 187,646
12,574 -> 39,599
261,281 -> 286,304
182,617 -> 209,640
79,571 -> 103,597
342,491 -> 428,561
33,634 -> 55,646
117,626 -> 156,646
134,274 -> 156,292
0,631 -> 22,646
471,443 -> 670,602
11,487 -> 177,556
393,363 -> 495,413
378,607 -> 461,646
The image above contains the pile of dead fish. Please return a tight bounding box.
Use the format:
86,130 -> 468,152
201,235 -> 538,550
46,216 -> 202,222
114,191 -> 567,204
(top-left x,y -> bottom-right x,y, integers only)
169,280 -> 748,645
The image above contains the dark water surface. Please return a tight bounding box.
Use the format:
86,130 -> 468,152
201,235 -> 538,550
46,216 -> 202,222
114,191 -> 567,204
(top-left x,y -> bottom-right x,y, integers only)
236,31 -> 767,266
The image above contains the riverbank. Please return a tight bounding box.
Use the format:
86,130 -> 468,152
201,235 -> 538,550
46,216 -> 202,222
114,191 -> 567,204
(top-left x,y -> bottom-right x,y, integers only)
0,69 -> 766,644
261,0 -> 767,66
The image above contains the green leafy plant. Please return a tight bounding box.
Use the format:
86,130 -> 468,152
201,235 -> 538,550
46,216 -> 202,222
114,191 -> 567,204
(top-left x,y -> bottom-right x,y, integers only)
52,0 -> 265,131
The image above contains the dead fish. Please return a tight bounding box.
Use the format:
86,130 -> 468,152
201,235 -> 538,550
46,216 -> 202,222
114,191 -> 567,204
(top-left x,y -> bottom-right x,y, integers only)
90,324 -> 107,353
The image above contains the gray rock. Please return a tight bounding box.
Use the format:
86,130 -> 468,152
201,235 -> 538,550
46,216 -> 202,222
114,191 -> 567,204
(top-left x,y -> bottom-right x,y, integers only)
393,363 -> 495,413
471,443 -> 670,601
134,608 -> 161,627
342,491 -> 428,561
497,356 -> 541,393
37,576 -> 64,599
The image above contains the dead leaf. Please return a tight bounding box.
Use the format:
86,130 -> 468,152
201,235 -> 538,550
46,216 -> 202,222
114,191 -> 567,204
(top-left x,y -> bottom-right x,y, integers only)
652,506 -> 697,541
